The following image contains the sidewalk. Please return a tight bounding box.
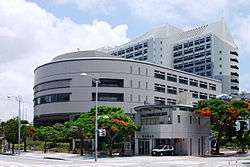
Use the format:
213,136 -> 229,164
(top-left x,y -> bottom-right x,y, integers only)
20,151 -> 92,161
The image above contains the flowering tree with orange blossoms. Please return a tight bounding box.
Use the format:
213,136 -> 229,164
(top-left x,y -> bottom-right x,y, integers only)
89,106 -> 138,156
195,99 -> 249,154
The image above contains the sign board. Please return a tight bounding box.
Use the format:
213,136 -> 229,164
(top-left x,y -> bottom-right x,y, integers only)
98,129 -> 106,137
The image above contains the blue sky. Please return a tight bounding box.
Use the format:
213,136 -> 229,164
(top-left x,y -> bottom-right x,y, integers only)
32,0 -> 250,87
0,0 -> 250,121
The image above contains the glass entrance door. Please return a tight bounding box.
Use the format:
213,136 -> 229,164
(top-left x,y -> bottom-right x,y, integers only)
138,139 -> 150,155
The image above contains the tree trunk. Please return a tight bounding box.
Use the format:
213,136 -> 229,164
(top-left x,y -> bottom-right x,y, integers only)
215,126 -> 224,154
108,141 -> 113,157
241,139 -> 245,153
24,138 -> 27,152
80,137 -> 84,156
11,143 -> 15,154
44,139 -> 47,153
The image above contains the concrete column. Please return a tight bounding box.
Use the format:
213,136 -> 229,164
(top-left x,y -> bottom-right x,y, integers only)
72,139 -> 75,151
149,139 -> 153,155
134,138 -> 139,155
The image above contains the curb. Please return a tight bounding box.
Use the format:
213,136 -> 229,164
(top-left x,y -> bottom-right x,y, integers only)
44,156 -> 65,161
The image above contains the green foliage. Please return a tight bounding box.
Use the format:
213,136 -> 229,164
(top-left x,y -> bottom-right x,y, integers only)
36,123 -> 65,143
91,106 -> 138,156
196,99 -> 250,154
1,118 -> 18,144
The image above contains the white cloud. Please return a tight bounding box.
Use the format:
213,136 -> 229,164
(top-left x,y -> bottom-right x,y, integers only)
52,0 -> 115,14
0,0 -> 129,121
233,15 -> 250,54
127,0 -> 228,25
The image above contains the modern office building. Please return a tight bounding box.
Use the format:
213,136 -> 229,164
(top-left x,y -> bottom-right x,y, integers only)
33,50 -> 221,125
135,104 -> 210,156
109,20 -> 239,96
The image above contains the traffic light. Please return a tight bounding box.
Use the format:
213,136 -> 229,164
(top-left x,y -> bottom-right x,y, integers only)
98,129 -> 106,137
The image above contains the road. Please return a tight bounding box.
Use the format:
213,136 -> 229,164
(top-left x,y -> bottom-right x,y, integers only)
0,152 -> 250,167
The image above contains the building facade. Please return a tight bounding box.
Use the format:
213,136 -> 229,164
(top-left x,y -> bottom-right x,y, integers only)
34,50 -> 222,125
109,20 -> 239,96
135,104 -> 210,156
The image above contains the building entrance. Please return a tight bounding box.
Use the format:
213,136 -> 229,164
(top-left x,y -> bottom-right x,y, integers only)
138,139 -> 150,155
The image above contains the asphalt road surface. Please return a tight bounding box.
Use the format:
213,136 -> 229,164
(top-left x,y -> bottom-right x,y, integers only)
0,153 -> 250,167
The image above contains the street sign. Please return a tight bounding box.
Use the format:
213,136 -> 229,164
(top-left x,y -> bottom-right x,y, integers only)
98,129 -> 106,137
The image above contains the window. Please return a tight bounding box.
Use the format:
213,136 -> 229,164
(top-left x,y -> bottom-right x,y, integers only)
93,78 -> 124,87
230,58 -> 239,63
231,65 -> 239,70
199,81 -> 208,89
146,82 -> 148,89
200,92 -> 208,99
199,38 -> 205,44
167,86 -> 177,94
154,83 -> 165,93
138,95 -> 141,102
92,93 -> 124,102
177,115 -> 181,123
230,51 -> 239,56
194,40 -> 200,45
231,72 -> 239,77
138,67 -> 141,75
154,70 -> 165,80
209,94 -> 216,99
167,98 -> 176,105
206,50 -> 211,56
154,97 -> 165,105
209,83 -> 216,91
167,73 -> 177,82
179,88 -> 188,93
126,54 -> 133,59
190,90 -> 198,98
34,79 -> 71,93
206,36 -> 211,42
130,66 -> 133,73
231,79 -> 239,83
130,80 -> 133,88
34,93 -> 71,106
231,86 -> 239,90
179,76 -> 188,85
190,116 -> 192,124
190,79 -> 198,87
130,94 -> 132,102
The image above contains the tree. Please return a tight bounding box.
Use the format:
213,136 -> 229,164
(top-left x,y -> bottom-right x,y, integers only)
89,106 -> 138,156
37,123 -> 67,153
195,99 -> 250,154
21,124 -> 36,152
64,113 -> 94,156
1,118 -> 19,154
233,100 -> 250,153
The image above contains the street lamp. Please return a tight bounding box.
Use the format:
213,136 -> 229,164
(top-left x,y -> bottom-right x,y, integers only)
80,73 -> 99,162
7,95 -> 22,155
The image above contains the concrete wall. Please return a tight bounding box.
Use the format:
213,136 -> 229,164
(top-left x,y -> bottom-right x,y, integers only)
34,52 -> 222,121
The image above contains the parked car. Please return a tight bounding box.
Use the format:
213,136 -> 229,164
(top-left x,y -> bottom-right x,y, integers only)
151,145 -> 174,156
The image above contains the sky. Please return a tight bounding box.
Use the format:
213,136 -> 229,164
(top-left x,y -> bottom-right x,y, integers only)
0,0 -> 250,122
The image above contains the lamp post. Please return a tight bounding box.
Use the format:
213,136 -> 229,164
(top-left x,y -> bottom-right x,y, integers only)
7,95 -> 22,155
80,73 -> 99,162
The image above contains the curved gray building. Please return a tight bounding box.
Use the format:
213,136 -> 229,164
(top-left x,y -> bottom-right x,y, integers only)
34,50 -> 222,125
